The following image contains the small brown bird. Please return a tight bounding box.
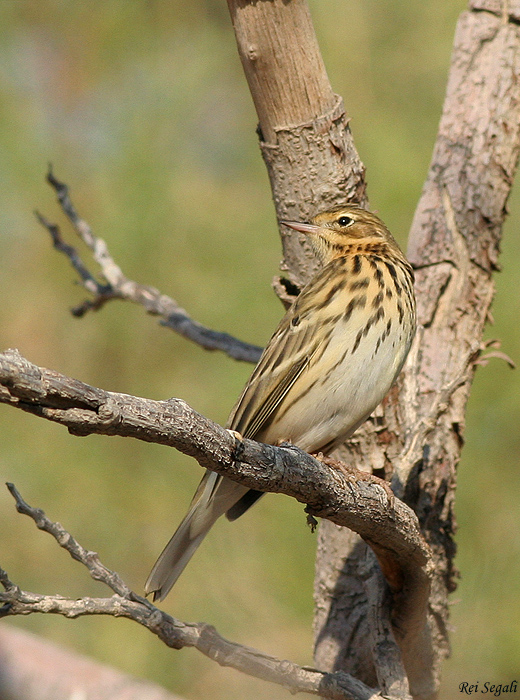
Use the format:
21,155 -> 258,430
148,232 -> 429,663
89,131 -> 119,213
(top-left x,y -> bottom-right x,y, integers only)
145,205 -> 416,601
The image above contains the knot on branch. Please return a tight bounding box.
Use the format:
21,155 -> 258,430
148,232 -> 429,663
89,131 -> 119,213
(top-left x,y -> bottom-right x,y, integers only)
97,398 -> 123,428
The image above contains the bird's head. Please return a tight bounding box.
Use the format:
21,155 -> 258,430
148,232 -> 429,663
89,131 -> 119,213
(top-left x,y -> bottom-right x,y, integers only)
281,205 -> 401,264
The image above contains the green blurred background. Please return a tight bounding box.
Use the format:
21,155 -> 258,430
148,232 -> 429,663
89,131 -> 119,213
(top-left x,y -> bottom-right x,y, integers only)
0,1 -> 518,698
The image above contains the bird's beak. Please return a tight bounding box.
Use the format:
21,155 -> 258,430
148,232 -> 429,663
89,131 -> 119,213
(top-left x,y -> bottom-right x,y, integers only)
280,220 -> 320,235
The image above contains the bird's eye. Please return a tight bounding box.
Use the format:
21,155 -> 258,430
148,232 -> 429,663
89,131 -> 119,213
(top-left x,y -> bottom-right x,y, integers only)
337,216 -> 353,227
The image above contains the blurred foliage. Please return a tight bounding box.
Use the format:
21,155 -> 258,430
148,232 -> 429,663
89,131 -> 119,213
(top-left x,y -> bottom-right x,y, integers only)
0,1 -> 518,698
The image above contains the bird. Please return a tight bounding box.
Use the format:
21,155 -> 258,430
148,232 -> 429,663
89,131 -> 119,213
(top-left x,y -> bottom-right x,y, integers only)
145,204 -> 416,601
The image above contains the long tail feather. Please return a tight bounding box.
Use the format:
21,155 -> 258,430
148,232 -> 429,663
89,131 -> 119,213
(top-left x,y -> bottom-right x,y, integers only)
145,471 -> 249,601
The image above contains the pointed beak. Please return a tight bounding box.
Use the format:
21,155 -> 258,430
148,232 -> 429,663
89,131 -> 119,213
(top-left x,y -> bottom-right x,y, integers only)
280,220 -> 320,235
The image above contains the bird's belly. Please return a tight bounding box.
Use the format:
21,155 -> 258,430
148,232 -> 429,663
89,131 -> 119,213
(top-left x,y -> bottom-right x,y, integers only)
260,318 -> 411,454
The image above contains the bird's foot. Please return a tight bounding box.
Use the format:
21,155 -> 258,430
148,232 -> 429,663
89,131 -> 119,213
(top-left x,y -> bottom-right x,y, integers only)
226,429 -> 244,442
312,453 -> 395,508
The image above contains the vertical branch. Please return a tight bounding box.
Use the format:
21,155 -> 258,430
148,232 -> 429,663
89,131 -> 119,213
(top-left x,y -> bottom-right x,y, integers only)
227,0 -> 367,291
227,0 -> 334,142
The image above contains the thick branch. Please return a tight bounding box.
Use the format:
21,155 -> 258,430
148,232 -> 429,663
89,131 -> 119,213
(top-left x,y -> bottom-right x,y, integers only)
0,484 -> 395,700
227,0 -> 334,144
38,168 -> 262,364
0,348 -> 431,645
361,553 -> 411,700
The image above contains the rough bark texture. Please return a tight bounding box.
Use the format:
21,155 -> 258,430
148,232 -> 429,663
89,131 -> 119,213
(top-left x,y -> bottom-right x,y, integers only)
227,1 -> 520,698
0,349 -> 431,608
317,5 -> 520,699
227,0 -> 367,293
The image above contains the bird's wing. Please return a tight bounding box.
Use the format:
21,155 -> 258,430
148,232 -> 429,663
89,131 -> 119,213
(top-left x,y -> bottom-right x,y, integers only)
227,292 -> 321,440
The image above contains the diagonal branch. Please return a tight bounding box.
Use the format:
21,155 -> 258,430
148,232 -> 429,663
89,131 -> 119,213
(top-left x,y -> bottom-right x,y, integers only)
37,167 -> 262,364
0,483 -> 398,700
0,347 -> 432,658
6,482 -> 132,598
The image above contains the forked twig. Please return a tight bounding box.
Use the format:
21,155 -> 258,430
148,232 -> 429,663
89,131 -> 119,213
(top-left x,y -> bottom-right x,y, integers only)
36,167 -> 263,364
6,482 -> 132,598
0,483 -> 389,700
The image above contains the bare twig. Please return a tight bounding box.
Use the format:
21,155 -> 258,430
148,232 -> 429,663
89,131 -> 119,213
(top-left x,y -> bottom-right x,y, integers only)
6,482 -> 133,598
473,339 -> 516,368
37,167 -> 263,364
0,483 -> 390,700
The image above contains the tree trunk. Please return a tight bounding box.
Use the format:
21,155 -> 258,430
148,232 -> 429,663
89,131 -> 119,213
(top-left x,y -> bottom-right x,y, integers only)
226,1 -> 520,697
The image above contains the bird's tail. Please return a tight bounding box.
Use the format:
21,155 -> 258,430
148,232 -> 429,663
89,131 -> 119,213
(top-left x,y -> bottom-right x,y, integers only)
145,470 -> 249,601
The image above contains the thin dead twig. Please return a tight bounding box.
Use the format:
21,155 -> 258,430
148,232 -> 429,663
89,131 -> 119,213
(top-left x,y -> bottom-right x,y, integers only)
37,167 -> 263,363
0,483 -> 389,700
